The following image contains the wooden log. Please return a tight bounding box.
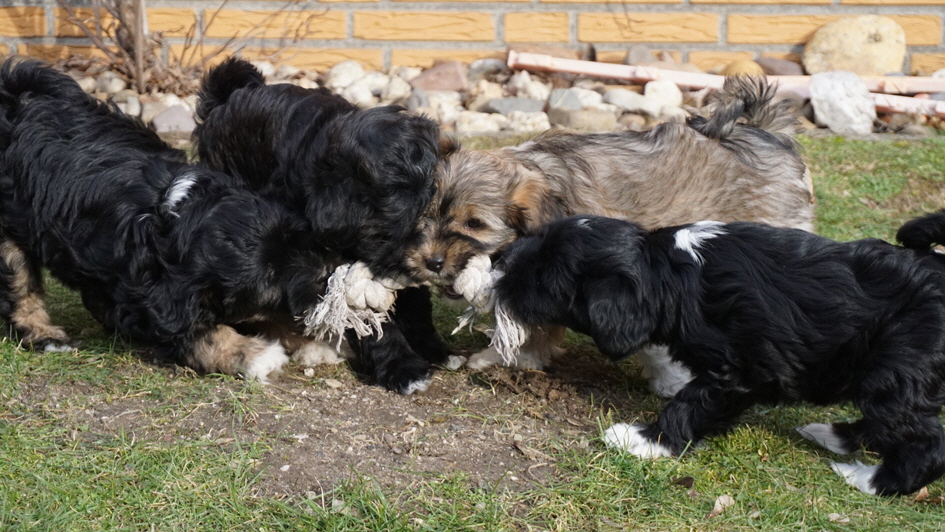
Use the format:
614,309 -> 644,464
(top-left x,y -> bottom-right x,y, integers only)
508,50 -> 945,117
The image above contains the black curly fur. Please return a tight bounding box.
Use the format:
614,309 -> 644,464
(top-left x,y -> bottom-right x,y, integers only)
0,59 -> 341,377
195,57 -> 450,393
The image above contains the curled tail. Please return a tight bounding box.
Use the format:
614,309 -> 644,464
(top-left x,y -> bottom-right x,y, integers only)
195,57 -> 265,122
0,58 -> 90,149
688,76 -> 796,141
0,58 -> 88,105
896,211 -> 945,250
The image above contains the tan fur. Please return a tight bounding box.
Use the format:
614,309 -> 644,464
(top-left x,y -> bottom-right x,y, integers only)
405,79 -> 815,370
1,239 -> 70,348
405,114 -> 814,288
188,324 -> 272,376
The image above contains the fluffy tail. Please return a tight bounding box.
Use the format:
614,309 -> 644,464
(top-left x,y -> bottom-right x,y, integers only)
896,210 -> 945,250
195,57 -> 265,122
688,76 -> 796,140
0,58 -> 90,148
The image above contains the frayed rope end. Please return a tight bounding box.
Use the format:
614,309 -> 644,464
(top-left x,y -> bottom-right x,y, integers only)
302,263 -> 393,345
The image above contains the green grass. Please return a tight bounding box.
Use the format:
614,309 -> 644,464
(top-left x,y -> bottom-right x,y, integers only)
3,135 -> 945,531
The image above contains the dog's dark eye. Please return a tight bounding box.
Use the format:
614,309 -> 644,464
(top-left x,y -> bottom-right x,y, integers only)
465,218 -> 485,230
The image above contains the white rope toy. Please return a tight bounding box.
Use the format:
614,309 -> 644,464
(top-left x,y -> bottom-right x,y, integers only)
449,255 -> 529,364
303,262 -> 409,347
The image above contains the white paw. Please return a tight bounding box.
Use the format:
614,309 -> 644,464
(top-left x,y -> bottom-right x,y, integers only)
402,378 -> 431,395
831,461 -> 879,495
244,341 -> 290,383
510,348 -> 546,371
291,341 -> 344,366
603,423 -> 674,458
637,344 -> 692,397
797,423 -> 852,455
443,355 -> 467,371
466,346 -> 504,370
43,342 -> 74,353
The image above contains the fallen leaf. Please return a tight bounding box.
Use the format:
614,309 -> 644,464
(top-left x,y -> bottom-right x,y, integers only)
707,494 -> 735,518
513,441 -> 555,463
672,476 -> 695,489
828,513 -> 850,524
913,486 -> 929,503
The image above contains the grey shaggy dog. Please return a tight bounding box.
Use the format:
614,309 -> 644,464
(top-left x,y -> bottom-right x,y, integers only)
404,77 -> 815,391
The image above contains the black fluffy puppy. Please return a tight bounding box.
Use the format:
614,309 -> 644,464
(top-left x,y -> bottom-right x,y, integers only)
0,59 -> 353,381
493,214 -> 945,496
193,58 -> 448,394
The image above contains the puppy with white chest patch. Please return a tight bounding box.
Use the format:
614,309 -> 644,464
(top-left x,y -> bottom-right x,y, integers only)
0,59 -> 361,381
404,76 -> 815,394
492,213 -> 945,496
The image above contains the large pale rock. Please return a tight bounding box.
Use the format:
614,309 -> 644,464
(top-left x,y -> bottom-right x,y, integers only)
410,60 -> 469,92
392,65 -> 423,82
644,80 -> 683,109
756,56 -> 804,76
141,101 -> 170,125
342,84 -> 377,107
803,16 -> 906,76
483,97 -> 545,116
381,76 -> 412,104
275,64 -> 301,80
151,104 -> 196,134
96,71 -> 127,95
603,88 -> 662,117
547,107 -> 617,132
455,111 -> 508,135
76,76 -> 97,94
325,60 -> 365,92
507,111 -> 551,133
465,80 -> 506,112
509,70 -> 550,101
468,58 -> 508,81
548,88 -> 583,111
251,61 -> 277,79
721,59 -> 765,77
360,71 -> 391,96
428,90 -> 465,125
809,71 -> 876,136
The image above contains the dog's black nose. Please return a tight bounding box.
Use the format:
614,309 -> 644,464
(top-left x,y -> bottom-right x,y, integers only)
426,256 -> 445,272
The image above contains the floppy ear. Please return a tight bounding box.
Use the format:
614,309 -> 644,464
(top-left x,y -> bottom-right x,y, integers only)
438,133 -> 460,158
506,169 -> 567,235
580,275 -> 654,361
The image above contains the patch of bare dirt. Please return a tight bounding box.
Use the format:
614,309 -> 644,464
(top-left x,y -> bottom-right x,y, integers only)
15,345 -> 656,499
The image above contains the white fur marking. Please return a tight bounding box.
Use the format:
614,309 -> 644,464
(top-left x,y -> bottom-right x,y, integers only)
43,342 -> 74,353
831,461 -> 879,495
244,341 -> 289,384
443,355 -> 467,371
466,346 -> 503,370
403,378 -> 431,395
797,423 -> 852,455
575,217 -> 593,228
466,344 -> 548,371
291,341 -> 344,366
603,423 -> 674,458
673,221 -> 726,264
164,172 -> 199,211
636,344 -> 692,397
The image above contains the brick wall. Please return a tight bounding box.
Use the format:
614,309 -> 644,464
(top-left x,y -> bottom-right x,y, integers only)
0,1 -> 943,74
